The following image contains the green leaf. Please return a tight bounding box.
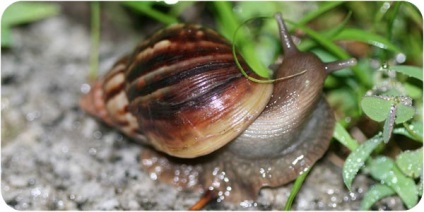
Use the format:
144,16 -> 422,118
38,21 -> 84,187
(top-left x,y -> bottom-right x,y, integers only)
333,122 -> 359,151
395,148 -> 423,178
405,122 -> 423,141
1,2 -> 60,48
391,65 -> 423,81
333,28 -> 402,53
2,2 -> 60,26
368,156 -> 418,209
361,96 -> 392,122
393,122 -> 423,142
343,134 -> 383,190
395,104 -> 415,124
1,25 -> 12,47
360,184 -> 396,210
404,83 -> 423,99
361,96 -> 415,124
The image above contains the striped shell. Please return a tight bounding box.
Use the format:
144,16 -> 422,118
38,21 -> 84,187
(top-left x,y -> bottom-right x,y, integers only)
80,24 -> 273,158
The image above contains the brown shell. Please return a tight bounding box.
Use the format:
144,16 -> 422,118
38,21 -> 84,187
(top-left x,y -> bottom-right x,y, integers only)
80,24 -> 273,158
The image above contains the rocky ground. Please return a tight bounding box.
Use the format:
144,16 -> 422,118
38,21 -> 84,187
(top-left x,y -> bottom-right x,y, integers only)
1,3 -> 405,210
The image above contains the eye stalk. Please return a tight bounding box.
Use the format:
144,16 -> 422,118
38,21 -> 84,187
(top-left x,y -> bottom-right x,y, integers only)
324,58 -> 357,74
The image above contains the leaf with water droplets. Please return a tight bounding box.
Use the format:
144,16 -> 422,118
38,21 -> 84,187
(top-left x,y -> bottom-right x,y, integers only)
361,96 -> 392,122
368,156 -> 418,209
396,148 -> 423,179
343,134 -> 383,191
361,96 -> 415,126
360,184 -> 396,210
393,122 -> 423,142
395,104 -> 415,124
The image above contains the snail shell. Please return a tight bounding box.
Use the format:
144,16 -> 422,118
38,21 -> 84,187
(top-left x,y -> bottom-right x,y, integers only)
80,13 -> 356,203
82,24 -> 272,158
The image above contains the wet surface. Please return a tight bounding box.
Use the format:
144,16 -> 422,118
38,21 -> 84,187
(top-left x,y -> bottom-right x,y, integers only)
1,10 -> 405,210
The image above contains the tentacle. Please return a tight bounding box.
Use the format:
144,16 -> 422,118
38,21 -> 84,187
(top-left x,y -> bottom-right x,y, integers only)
325,58 -> 357,74
275,13 -> 299,56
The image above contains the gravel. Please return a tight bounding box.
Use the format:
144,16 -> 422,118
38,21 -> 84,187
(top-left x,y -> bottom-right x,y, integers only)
1,8 -> 405,210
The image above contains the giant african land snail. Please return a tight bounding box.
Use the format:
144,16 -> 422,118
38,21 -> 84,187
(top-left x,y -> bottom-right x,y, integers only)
80,13 -> 357,206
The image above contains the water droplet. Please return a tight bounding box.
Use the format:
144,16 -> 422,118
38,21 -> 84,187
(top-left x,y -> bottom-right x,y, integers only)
80,83 -> 91,94
26,111 -> 41,121
395,53 -> 406,64
380,2 -> 391,13
93,130 -> 102,139
149,173 -> 158,181
381,62 -> 389,70
31,187 -> 42,197
391,177 -> 398,184
292,155 -> 304,165
88,147 -> 97,156
56,200 -> 64,209
344,116 -> 352,123
305,80 -> 310,87
240,200 -> 257,208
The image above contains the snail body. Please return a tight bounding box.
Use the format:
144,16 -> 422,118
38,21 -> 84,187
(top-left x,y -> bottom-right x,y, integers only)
80,13 -> 356,204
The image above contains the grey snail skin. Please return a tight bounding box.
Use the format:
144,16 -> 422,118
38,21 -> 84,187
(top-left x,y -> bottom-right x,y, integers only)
80,13 -> 357,206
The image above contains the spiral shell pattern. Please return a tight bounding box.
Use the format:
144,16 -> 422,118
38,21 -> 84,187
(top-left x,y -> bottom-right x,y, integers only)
82,24 -> 273,158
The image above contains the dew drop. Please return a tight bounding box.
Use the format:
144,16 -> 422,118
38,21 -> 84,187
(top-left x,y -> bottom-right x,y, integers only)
31,187 -> 42,197
391,177 -> 398,184
88,147 -> 97,156
395,53 -> 406,64
80,83 -> 91,94
26,111 -> 41,122
92,130 -> 103,139
149,173 -> 158,181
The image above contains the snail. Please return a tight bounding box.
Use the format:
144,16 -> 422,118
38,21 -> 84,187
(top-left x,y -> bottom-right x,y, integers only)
80,13 -> 357,207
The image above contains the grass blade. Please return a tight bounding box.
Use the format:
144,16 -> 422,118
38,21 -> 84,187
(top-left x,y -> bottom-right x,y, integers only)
296,1 -> 344,26
122,2 -> 178,25
333,122 -> 359,151
284,168 -> 311,210
391,65 -> 423,81
294,23 -> 371,87
333,28 -> 402,53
